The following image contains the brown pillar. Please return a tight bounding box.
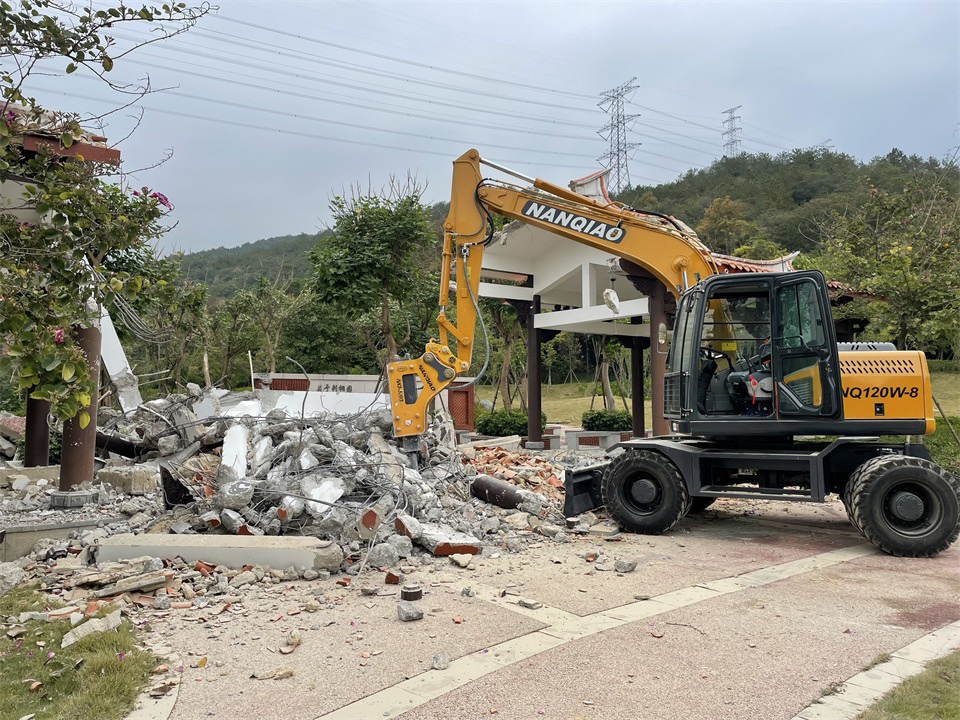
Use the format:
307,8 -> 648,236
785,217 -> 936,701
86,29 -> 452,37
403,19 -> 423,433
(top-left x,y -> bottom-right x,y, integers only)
526,295 -> 543,448
60,325 -> 101,490
631,331 -> 645,438
649,281 -> 669,437
24,395 -> 50,467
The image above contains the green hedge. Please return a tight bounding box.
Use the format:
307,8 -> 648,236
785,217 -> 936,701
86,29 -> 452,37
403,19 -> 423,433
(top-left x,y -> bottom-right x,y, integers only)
927,359 -> 960,373
476,409 -> 546,437
582,409 -> 632,431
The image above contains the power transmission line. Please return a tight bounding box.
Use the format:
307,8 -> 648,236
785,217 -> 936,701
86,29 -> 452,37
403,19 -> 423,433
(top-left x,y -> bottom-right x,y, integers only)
598,77 -> 642,193
211,14 -> 597,101
722,105 -> 743,156
34,88 -> 598,173
31,73 -> 598,160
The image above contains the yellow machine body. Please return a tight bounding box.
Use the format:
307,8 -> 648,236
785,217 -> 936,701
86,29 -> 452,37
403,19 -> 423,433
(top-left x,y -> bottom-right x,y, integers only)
839,351 -> 935,434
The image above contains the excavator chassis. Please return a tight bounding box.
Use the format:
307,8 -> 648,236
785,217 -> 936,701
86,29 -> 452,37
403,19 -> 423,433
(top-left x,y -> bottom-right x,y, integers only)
564,437 -> 960,557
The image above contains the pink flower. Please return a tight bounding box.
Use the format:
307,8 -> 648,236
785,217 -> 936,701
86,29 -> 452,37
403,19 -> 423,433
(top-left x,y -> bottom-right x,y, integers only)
133,191 -> 140,196
150,192 -> 172,210
117,652 -> 125,661
54,328 -> 64,343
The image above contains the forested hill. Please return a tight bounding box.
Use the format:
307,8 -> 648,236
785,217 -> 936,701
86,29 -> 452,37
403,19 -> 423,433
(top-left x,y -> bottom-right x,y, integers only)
179,231 -> 329,300
178,148 -> 949,299
616,148 -> 947,254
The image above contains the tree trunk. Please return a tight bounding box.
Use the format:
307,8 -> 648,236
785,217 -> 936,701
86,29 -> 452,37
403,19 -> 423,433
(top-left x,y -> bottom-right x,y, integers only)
600,355 -> 616,411
498,342 -> 512,412
202,348 -> 211,387
381,290 -> 397,364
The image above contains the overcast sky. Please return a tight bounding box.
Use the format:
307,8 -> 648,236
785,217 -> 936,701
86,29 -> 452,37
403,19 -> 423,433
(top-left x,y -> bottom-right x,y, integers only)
28,0 -> 960,253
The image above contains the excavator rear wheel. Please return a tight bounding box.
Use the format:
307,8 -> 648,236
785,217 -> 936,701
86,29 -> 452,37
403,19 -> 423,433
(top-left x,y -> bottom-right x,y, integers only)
601,450 -> 690,534
848,455 -> 960,557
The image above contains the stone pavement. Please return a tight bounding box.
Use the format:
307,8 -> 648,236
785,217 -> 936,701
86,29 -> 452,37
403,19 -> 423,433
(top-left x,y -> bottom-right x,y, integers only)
136,498 -> 960,720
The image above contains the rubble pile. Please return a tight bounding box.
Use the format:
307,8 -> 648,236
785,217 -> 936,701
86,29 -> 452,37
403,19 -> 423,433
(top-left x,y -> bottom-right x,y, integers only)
460,446 -> 566,505
0,412 -> 24,462
0,383 -> 601,627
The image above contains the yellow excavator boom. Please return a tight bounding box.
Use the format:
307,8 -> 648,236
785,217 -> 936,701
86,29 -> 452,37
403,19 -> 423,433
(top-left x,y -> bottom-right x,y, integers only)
387,149 -> 718,438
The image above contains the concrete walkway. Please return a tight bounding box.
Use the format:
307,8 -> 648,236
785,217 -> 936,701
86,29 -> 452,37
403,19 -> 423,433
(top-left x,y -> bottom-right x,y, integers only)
138,498 -> 960,720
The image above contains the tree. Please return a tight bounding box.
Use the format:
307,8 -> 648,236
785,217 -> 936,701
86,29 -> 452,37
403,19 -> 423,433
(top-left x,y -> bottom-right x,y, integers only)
815,166 -> 960,351
1,1 -> 208,112
696,196 -> 765,255
0,1 -> 209,426
310,178 -> 437,365
246,276 -> 305,374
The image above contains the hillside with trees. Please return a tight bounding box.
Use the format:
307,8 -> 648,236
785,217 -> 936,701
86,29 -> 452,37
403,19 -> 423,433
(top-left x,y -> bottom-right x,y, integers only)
178,231 -> 329,300
617,148 -> 951,256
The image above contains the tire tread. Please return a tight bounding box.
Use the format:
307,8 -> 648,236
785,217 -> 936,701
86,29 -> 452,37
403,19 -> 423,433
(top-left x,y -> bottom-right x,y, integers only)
848,454 -> 960,558
601,450 -> 689,534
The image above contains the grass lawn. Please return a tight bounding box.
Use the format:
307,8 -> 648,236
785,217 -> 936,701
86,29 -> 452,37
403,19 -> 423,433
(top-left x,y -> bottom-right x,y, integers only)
477,373 -> 960,430
0,585 -> 156,720
854,648 -> 960,720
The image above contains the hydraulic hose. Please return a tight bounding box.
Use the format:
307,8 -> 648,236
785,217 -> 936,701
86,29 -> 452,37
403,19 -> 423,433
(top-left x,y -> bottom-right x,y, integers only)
454,247 -> 490,390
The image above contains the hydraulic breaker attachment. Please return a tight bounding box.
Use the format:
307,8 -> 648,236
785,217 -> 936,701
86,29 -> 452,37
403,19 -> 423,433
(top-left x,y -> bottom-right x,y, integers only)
387,340 -> 459,438
563,460 -> 611,517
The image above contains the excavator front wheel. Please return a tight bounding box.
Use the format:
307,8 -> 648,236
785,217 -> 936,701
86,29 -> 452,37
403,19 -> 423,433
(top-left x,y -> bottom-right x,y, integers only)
847,455 -> 960,557
601,450 -> 690,534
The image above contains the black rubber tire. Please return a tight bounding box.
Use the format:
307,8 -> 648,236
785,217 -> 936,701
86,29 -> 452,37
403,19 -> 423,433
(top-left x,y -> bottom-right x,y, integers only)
601,450 -> 690,534
847,454 -> 960,558
688,496 -> 717,514
842,474 -> 862,533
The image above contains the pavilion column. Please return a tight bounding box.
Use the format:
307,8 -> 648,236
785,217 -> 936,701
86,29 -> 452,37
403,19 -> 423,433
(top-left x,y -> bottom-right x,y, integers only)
24,395 -> 50,467
649,281 -> 669,437
525,294 -> 543,449
631,316 -> 646,438
59,324 -> 101,490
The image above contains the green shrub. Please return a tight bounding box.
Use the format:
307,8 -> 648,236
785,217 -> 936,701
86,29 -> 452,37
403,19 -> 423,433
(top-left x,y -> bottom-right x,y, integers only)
927,359 -> 960,373
582,409 -> 632,431
15,429 -> 62,464
476,409 -> 546,436
0,377 -> 25,415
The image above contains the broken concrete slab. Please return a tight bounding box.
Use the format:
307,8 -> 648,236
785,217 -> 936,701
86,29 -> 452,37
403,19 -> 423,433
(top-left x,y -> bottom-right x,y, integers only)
0,518 -> 121,562
96,533 -> 343,572
417,522 -> 481,556
61,608 -> 121,648
0,465 -> 60,488
96,464 -> 160,495
92,569 -> 173,598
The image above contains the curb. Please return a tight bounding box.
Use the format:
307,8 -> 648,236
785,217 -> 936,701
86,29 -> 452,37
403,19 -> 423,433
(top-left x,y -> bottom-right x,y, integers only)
125,650 -> 182,720
790,619 -> 960,720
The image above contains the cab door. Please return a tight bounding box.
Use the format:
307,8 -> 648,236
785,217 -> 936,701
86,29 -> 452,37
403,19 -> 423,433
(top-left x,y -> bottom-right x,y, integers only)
772,273 -> 842,418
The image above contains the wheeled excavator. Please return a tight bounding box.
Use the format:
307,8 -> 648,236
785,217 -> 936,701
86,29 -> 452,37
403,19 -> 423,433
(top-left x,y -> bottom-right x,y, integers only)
388,149 -> 960,558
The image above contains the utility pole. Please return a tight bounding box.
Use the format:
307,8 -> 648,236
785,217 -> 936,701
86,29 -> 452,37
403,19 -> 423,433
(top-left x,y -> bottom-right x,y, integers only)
598,77 -> 641,194
721,105 -> 743,156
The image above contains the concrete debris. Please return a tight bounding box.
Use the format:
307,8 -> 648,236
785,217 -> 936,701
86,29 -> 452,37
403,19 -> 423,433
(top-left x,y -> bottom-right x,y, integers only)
432,652 -> 450,670
365,542 -> 399,568
61,608 -> 121,649
0,386 -> 603,611
461,447 -> 565,504
397,600 -> 424,622
615,557 -> 639,573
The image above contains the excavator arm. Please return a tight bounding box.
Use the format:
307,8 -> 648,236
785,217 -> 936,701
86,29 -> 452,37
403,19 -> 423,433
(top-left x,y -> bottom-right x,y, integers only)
387,148 -> 718,440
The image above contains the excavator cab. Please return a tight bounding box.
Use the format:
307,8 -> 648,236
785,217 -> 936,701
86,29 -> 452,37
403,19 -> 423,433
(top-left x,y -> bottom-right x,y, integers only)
665,270 -> 843,436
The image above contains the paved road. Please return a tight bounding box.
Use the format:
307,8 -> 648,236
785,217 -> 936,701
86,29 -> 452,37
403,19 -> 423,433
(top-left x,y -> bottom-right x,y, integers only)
142,498 -> 960,720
